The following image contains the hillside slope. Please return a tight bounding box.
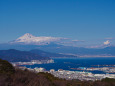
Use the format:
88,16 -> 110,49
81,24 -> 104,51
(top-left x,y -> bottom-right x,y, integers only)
0,59 -> 115,86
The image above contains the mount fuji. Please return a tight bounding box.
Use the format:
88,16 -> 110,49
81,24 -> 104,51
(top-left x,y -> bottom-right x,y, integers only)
10,33 -> 67,45
0,33 -> 115,57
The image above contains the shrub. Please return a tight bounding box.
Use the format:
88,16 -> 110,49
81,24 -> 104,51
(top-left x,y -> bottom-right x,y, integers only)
0,59 -> 15,75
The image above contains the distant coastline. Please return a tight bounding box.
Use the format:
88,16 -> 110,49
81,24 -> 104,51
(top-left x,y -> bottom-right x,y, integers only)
78,55 -> 115,58
51,56 -> 115,59
50,57 -> 78,59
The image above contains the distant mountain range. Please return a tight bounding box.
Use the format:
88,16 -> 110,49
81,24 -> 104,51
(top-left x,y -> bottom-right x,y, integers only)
0,43 -> 115,56
0,33 -> 115,57
0,44 -> 115,59
30,49 -> 77,58
0,49 -> 77,62
0,49 -> 50,62
38,45 -> 115,56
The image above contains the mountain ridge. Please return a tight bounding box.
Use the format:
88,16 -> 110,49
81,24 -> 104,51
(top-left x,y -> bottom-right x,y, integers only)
30,49 -> 77,58
0,49 -> 50,62
0,43 -> 115,56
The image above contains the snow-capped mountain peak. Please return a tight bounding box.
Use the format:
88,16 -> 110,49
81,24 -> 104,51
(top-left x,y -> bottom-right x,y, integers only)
18,33 -> 35,39
11,33 -> 67,45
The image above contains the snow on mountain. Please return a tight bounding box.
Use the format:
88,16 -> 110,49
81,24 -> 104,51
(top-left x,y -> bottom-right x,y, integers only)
10,33 -> 67,45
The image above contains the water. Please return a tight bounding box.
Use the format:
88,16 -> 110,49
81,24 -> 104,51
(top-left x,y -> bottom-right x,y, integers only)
23,57 -> 115,74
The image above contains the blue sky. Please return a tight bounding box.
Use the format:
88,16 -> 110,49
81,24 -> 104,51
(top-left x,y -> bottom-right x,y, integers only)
0,0 -> 115,47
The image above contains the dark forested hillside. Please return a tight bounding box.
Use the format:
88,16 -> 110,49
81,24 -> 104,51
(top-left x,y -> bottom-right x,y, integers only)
0,59 -> 15,75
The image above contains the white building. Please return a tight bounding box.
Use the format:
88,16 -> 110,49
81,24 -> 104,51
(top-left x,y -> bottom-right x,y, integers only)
34,67 -> 45,72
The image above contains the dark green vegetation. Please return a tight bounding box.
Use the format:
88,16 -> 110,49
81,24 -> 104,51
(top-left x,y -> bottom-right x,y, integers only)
0,49 -> 50,62
0,59 -> 115,86
0,59 -> 15,75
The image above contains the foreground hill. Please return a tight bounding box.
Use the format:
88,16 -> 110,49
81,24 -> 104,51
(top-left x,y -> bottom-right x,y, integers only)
0,59 -> 15,75
0,49 -> 50,62
0,59 -> 115,86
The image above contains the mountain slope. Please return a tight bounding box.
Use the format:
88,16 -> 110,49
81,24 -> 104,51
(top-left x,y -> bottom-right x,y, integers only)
0,49 -> 50,62
10,33 -> 66,45
0,43 -> 115,56
30,49 -> 77,58
35,46 -> 115,56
